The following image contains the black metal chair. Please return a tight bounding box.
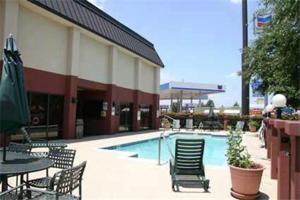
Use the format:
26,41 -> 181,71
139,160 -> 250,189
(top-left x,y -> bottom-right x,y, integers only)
19,127 -> 67,150
0,184 -> 25,200
26,148 -> 76,189
170,138 -> 209,192
1,162 -> 87,200
7,142 -> 32,188
26,161 -> 87,200
8,142 -> 32,154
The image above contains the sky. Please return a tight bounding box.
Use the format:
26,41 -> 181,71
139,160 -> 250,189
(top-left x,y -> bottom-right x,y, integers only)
88,0 -> 260,107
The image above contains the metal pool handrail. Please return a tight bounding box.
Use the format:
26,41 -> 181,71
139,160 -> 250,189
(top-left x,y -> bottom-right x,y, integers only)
162,114 -> 176,122
158,128 -> 174,165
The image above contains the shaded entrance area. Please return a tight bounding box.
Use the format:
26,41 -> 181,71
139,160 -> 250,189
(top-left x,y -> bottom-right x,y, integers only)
76,89 -> 107,136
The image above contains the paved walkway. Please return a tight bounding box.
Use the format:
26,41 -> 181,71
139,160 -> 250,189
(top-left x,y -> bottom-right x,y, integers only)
63,130 -> 276,200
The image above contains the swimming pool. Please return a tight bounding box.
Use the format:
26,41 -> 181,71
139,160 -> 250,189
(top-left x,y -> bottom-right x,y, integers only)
103,133 -> 228,166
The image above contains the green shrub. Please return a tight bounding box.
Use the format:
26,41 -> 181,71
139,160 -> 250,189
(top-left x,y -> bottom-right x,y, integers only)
248,119 -> 260,129
161,118 -> 171,128
162,112 -> 263,131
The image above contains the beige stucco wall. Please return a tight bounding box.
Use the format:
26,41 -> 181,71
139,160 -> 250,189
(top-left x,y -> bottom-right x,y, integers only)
18,6 -> 68,75
0,1 -> 4,59
1,1 -> 160,95
115,51 -> 135,89
140,61 -> 156,94
78,35 -> 109,83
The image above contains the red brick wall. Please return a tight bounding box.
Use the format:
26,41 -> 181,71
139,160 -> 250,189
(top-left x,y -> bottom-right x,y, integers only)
20,66 -> 159,138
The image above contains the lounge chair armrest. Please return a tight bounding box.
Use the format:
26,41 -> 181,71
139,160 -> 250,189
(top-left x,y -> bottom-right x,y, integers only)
169,159 -> 175,175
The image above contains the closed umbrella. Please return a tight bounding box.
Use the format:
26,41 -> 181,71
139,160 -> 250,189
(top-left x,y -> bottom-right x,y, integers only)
0,34 -> 30,161
208,106 -> 215,120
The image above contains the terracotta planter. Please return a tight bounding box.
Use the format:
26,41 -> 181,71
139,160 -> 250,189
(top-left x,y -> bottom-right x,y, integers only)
230,164 -> 265,199
248,125 -> 257,132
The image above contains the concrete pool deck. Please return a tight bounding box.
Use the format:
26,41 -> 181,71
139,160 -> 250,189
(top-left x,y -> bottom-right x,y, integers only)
61,129 -> 276,200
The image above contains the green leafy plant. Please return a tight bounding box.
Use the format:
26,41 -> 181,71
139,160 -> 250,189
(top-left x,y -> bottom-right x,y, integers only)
161,118 -> 171,128
248,119 -> 259,129
226,129 -> 253,168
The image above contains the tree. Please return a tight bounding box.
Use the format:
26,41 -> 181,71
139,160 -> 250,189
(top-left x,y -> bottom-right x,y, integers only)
205,99 -> 215,107
171,102 -> 180,113
245,0 -> 300,108
233,102 -> 240,107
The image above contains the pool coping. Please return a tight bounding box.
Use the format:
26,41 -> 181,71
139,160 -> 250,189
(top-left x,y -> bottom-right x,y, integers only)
96,131 -> 228,165
101,131 -> 227,149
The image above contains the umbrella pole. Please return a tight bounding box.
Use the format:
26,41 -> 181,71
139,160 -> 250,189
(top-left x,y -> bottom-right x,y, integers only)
2,134 -> 6,162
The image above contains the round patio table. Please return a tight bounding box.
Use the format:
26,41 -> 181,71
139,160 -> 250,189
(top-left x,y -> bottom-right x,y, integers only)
0,150 -> 54,192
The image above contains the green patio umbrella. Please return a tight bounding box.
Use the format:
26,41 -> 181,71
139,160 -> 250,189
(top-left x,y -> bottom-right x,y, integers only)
208,106 -> 215,120
0,34 -> 30,161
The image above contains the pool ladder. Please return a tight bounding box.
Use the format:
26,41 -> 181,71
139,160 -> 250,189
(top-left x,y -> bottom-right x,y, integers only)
158,128 -> 174,165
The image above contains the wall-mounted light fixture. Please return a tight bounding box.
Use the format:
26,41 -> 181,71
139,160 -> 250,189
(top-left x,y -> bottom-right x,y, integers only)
72,97 -> 78,104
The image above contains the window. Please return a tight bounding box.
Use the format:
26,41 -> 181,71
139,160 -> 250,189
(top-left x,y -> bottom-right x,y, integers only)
27,92 -> 64,139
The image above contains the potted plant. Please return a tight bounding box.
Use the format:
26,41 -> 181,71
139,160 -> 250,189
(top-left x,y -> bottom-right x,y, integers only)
248,120 -> 259,132
226,129 -> 265,199
161,118 -> 171,129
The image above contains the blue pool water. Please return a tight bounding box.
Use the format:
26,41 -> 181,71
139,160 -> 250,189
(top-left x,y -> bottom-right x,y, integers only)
103,133 -> 228,166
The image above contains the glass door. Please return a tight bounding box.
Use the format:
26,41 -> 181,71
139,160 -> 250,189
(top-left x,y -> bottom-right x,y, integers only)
119,103 -> 133,132
140,105 -> 151,130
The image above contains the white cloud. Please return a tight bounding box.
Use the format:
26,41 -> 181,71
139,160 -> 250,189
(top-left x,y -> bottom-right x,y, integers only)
229,0 -> 242,4
87,0 -> 107,10
226,71 -> 240,78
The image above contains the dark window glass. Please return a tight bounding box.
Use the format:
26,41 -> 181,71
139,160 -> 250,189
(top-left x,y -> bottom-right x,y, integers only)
25,92 -> 64,140
140,105 -> 151,130
30,93 -> 47,126
119,103 -> 132,132
49,95 -> 64,130
83,101 -> 102,120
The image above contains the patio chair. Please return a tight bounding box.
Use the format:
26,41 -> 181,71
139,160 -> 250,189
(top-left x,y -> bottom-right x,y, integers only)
0,184 -> 25,200
8,142 -> 32,154
26,161 -> 87,200
169,138 -> 209,192
26,148 -> 76,189
258,121 -> 266,147
235,121 -> 245,132
7,143 -> 32,188
18,127 -> 67,151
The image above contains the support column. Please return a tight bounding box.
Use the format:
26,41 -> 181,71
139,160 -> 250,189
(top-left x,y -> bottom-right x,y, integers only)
63,28 -> 80,139
152,67 -> 160,129
179,90 -> 183,112
105,46 -> 118,134
63,77 -> 77,139
108,46 -> 118,84
265,119 -> 272,158
67,28 -> 80,76
270,120 -> 279,179
133,58 -> 141,131
170,95 -> 173,111
152,94 -> 160,129
278,151 -> 290,200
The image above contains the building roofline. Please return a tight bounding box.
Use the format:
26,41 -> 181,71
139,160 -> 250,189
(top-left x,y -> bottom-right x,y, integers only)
27,0 -> 164,67
76,0 -> 154,48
